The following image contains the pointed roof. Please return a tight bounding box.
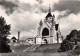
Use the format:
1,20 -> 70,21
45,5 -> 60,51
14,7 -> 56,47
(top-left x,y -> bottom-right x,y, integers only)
46,13 -> 52,18
45,4 -> 52,18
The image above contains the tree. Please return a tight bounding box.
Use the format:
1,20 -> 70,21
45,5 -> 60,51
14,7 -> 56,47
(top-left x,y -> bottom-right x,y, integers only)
69,30 -> 78,39
0,16 -> 11,53
77,30 -> 80,38
59,29 -> 78,52
59,39 -> 74,52
66,29 -> 78,42
66,35 -> 71,41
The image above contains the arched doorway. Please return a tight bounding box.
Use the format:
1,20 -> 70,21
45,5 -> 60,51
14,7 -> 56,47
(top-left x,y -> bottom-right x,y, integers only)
42,28 -> 49,44
42,28 -> 49,36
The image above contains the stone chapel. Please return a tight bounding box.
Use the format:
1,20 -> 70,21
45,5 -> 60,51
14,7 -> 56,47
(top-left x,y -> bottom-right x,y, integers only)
36,6 -> 63,44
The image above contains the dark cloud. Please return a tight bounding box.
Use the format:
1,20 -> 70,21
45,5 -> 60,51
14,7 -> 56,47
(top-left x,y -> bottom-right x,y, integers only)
54,0 -> 80,14
0,0 -> 18,15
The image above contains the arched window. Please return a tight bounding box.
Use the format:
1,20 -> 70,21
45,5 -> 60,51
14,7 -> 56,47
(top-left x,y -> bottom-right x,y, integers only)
42,28 -> 49,36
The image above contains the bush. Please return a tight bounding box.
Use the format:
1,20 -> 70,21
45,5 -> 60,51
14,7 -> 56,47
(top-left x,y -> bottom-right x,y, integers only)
59,39 -> 74,52
0,44 -> 11,53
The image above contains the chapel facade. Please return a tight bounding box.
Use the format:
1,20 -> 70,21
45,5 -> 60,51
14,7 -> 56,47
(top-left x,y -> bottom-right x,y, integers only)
36,6 -> 63,44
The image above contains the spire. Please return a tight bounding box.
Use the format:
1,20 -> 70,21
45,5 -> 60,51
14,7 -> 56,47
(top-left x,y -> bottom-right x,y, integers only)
49,3 -> 51,13
45,3 -> 52,18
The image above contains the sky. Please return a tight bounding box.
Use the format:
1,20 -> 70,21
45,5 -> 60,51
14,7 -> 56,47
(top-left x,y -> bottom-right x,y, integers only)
0,0 -> 80,40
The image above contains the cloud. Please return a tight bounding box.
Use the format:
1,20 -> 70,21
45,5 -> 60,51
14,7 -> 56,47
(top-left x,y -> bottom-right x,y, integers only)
0,0 -> 45,39
9,11 -> 43,39
0,0 -> 18,15
35,0 -> 59,13
0,0 -> 80,40
58,12 -> 80,38
54,0 -> 80,14
37,0 -> 59,4
57,9 -> 71,19
52,0 -> 80,38
51,10 -> 80,38
19,0 -> 39,6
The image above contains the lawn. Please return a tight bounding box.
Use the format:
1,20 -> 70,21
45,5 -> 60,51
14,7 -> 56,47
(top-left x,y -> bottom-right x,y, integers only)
1,51 -> 79,56
0,43 -> 80,56
34,43 -> 60,52
10,44 -> 31,52
0,52 -> 68,56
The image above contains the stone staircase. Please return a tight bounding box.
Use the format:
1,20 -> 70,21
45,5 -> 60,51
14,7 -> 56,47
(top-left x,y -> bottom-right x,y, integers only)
23,44 -> 40,52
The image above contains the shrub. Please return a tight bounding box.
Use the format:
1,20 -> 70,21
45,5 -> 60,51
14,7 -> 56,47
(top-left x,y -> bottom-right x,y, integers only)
59,39 -> 74,52
0,38 -> 12,53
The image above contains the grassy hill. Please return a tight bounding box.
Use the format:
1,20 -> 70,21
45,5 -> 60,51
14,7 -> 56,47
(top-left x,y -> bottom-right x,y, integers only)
0,52 -> 68,56
0,43 -> 80,56
34,43 -> 60,52
10,43 -> 61,52
10,44 -> 31,52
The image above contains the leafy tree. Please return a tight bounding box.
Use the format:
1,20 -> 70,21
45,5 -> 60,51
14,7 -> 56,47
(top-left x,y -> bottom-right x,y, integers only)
66,35 -> 71,41
70,30 -> 78,38
66,29 -> 78,42
77,30 -> 80,38
0,16 -> 11,53
59,29 -> 78,52
6,38 -> 11,43
59,39 -> 74,52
